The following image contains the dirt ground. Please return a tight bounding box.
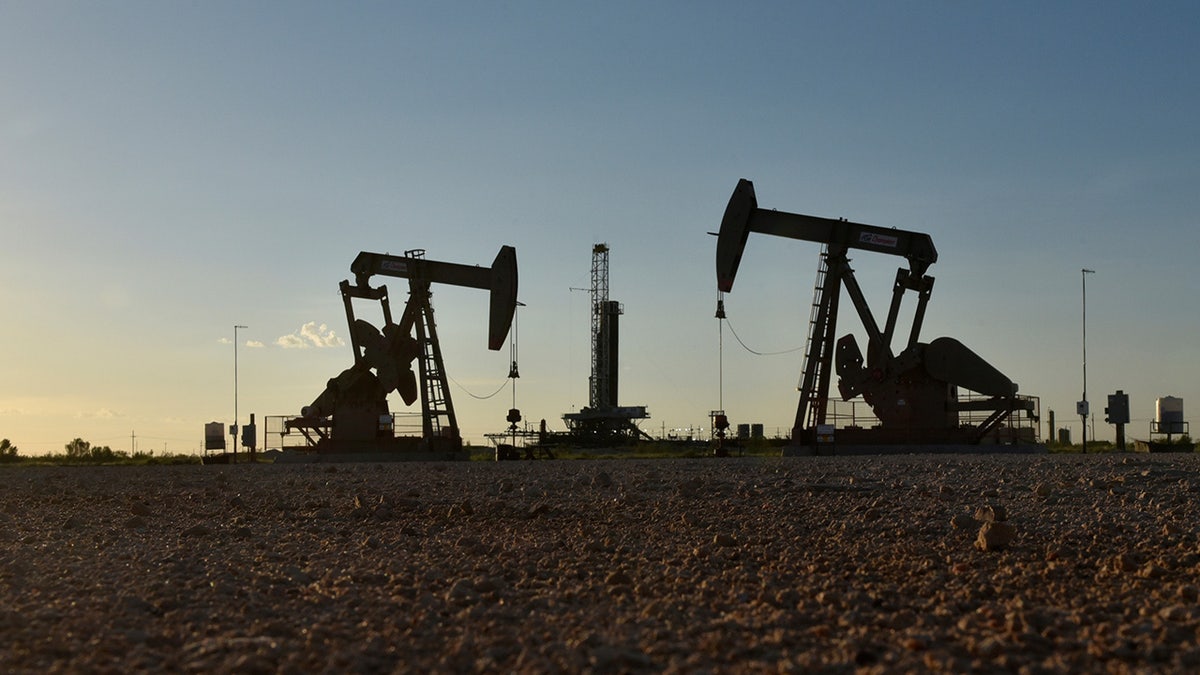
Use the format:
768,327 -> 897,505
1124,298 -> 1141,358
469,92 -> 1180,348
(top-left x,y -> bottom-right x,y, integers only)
3,453 -> 1200,673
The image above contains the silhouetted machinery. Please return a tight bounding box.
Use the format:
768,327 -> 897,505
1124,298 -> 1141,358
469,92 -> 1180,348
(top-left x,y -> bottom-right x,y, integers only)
561,244 -> 651,445
716,179 -> 1036,450
286,247 -> 517,456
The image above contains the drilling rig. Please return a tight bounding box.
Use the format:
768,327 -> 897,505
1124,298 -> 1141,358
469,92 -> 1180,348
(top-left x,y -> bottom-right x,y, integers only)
561,243 -> 651,445
715,179 -> 1037,452
282,247 -> 517,458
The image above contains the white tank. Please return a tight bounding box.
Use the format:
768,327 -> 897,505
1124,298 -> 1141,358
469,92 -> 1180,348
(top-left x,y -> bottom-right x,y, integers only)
1156,396 -> 1185,434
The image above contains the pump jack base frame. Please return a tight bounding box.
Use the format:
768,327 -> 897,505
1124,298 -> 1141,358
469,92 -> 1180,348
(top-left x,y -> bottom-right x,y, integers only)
274,443 -> 469,463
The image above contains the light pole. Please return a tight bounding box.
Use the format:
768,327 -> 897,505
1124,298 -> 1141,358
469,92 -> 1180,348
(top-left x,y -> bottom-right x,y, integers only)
1080,269 -> 1094,452
234,324 -> 247,450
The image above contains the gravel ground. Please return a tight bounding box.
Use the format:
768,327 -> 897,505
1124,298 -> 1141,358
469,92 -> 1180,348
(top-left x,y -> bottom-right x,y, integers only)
4,453 -> 1200,673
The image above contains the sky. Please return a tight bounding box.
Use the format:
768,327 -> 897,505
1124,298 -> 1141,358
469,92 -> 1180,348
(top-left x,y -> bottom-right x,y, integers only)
2,1 -> 1197,455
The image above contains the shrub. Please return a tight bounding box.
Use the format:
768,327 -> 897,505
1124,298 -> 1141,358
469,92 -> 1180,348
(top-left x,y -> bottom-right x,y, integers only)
0,438 -> 18,463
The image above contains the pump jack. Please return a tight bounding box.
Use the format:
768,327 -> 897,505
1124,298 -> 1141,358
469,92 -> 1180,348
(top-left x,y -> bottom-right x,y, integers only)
288,246 -> 517,456
716,179 -> 1035,450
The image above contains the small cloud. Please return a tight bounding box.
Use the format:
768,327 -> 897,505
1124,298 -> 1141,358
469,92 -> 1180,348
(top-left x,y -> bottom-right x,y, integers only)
76,408 -> 120,419
245,340 -> 265,348
217,337 -> 232,345
276,334 -> 305,349
277,322 -> 345,349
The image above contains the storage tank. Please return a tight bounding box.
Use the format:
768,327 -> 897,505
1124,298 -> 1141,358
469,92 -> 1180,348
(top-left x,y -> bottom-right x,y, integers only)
1156,396 -> 1185,434
751,423 -> 764,439
736,423 -> 750,440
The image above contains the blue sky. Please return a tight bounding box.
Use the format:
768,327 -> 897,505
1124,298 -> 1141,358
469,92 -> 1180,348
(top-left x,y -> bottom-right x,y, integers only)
2,1 -> 1197,453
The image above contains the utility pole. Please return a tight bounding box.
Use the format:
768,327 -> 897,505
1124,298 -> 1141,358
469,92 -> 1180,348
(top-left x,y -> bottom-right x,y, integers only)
234,324 -> 247,455
1080,269 -> 1094,452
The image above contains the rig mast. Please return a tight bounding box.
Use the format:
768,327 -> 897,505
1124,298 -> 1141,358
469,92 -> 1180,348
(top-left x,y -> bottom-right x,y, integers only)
564,243 -> 649,444
588,243 -> 620,410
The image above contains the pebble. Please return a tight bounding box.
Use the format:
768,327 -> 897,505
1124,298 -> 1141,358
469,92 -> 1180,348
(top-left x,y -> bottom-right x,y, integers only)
951,514 -> 979,529
713,533 -> 738,547
975,521 -> 1016,551
447,578 -> 478,604
605,570 -> 633,587
974,504 -> 1007,522
181,524 -> 212,537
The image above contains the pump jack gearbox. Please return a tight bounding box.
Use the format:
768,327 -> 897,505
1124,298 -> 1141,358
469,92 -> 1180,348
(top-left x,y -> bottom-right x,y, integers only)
715,179 -> 1036,451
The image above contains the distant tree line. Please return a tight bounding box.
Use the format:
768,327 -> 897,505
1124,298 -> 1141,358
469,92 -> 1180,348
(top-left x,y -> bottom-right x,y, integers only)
0,437 -> 199,465
63,438 -> 126,462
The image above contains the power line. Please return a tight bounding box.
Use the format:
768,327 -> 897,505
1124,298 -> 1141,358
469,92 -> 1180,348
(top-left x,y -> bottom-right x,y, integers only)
722,317 -> 805,356
449,374 -> 511,400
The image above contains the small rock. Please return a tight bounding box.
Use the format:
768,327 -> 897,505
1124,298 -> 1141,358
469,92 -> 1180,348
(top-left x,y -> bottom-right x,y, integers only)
605,570 -> 633,587
975,521 -> 1016,551
677,478 -> 703,498
951,514 -> 979,530
447,578 -> 478,604
974,504 -> 1007,522
713,533 -> 738,547
589,645 -> 652,671
62,514 -> 84,530
974,636 -> 1004,658
1160,605 -> 1190,622
1140,562 -> 1167,579
1112,552 -> 1141,573
130,502 -> 153,517
284,566 -> 312,584
473,576 -> 500,593
455,535 -> 483,554
593,472 -> 613,488
181,524 -> 212,537
1034,483 -> 1052,498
